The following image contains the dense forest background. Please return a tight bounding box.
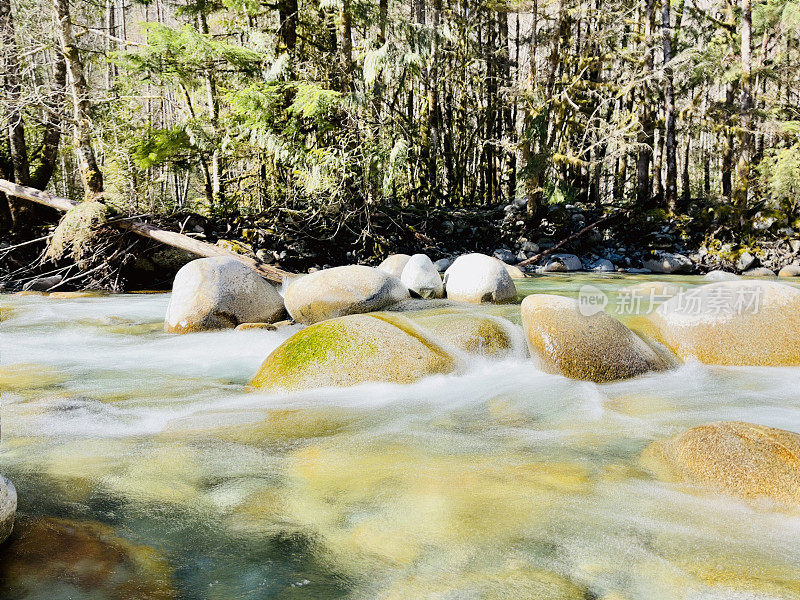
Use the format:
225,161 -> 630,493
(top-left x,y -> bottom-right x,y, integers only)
1,0 -> 799,268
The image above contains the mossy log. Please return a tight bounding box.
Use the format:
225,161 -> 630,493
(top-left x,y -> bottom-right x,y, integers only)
0,179 -> 291,283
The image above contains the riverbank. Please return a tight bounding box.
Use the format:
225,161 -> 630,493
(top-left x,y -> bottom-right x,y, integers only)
2,199 -> 800,292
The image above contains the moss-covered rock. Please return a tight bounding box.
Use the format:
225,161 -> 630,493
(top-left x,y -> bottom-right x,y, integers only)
649,280 -> 800,365
165,257 -> 285,333
406,310 -> 520,358
521,294 -> 675,382
249,313 -> 455,391
284,265 -> 409,325
642,421 -> 800,505
0,516 -> 176,599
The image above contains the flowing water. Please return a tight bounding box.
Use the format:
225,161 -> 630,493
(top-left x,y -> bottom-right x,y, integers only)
2,275 -> 800,599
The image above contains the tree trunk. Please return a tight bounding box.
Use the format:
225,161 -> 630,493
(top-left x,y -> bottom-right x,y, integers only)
278,0 -> 298,53
0,0 -> 30,186
339,0 -> 354,89
636,0 -> 655,206
53,0 -> 103,197
735,0 -> 753,206
721,82 -> 735,201
662,0 -> 677,210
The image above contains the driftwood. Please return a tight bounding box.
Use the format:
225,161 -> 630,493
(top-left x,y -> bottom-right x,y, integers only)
516,210 -> 630,268
0,179 -> 292,283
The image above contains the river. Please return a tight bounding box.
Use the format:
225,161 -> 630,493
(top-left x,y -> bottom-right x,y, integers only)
1,274 -> 800,599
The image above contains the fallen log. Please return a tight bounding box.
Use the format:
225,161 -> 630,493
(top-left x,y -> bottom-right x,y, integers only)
516,209 -> 631,269
0,179 -> 292,283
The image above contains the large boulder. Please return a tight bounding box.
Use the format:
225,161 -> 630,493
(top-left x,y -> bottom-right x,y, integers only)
643,252 -> 692,274
249,313 -> 455,391
400,254 -> 444,299
284,265 -> 409,325
0,475 -> 16,544
406,311 -> 520,358
164,257 -> 285,333
642,421 -> 800,505
649,280 -> 800,365
742,267 -> 775,277
443,254 -> 517,304
377,254 -> 411,278
521,294 -> 674,382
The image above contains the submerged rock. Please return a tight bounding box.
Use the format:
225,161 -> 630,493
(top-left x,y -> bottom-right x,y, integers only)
249,313 -> 455,391
521,294 -> 674,382
284,265 -> 409,325
406,311 -> 520,358
400,254 -> 444,298
649,280 -> 800,365
643,252 -> 692,274
164,257 -> 284,333
0,476 -> 16,544
443,254 -> 517,304
642,421 -> 800,505
377,254 -> 411,278
0,516 -> 176,599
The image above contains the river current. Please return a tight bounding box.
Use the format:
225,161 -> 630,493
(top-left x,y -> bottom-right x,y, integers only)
1,274 -> 800,599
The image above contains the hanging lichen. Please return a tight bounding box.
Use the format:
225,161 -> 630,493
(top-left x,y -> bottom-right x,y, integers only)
46,201 -> 112,267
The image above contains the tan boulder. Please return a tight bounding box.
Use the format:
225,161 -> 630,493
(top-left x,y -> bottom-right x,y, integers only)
521,294 -> 674,382
284,265 -> 409,325
642,421 -> 800,505
778,265 -> 800,277
400,254 -> 444,298
377,254 -> 411,278
649,280 -> 800,365
164,257 -> 284,333
249,313 -> 455,391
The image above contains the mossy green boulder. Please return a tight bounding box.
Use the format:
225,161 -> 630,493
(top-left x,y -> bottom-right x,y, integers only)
642,421 -> 800,505
249,313 -> 455,391
405,310 -> 519,357
521,294 -> 675,382
649,280 -> 800,365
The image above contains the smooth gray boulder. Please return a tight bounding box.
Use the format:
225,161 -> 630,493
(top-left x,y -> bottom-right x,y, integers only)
742,267 -> 776,277
778,265 -> 800,278
22,275 -> 63,292
433,258 -> 452,273
165,257 -> 285,333
704,270 -> 740,281
401,254 -> 444,298
643,252 -> 692,274
0,475 -> 16,544
377,254 -> 411,278
588,258 -> 615,272
542,253 -> 582,272
284,265 -> 410,324
443,253 -> 517,304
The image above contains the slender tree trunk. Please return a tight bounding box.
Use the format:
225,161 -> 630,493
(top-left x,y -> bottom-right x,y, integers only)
721,82 -> 735,200
198,13 -> 223,208
31,49 -> 67,189
0,0 -> 30,186
339,0 -> 354,89
53,0 -> 103,197
636,0 -> 655,205
662,0 -> 677,210
735,0 -> 753,206
278,0 -> 298,54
